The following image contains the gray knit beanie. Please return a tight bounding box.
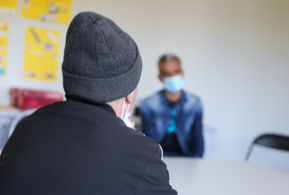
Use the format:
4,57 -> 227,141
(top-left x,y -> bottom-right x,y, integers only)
62,12 -> 142,102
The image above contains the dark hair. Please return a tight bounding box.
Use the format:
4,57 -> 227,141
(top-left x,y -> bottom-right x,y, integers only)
158,54 -> 181,66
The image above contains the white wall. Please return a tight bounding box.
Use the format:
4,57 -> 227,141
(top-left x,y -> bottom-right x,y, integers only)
0,0 -> 289,161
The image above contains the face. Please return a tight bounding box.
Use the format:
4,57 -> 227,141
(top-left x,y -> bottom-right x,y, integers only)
158,59 -> 183,81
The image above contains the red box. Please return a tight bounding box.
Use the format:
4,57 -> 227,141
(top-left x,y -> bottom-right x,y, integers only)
10,88 -> 63,110
10,88 -> 21,107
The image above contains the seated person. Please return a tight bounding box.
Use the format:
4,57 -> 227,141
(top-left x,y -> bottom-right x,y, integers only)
0,13 -> 177,195
140,54 -> 204,157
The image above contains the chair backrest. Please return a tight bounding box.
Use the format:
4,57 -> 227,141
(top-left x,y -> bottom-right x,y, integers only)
8,109 -> 36,137
245,133 -> 289,161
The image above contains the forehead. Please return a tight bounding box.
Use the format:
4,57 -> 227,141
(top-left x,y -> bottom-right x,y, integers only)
159,59 -> 181,72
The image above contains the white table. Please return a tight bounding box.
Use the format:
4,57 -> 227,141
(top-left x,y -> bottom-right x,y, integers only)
163,158 -> 289,195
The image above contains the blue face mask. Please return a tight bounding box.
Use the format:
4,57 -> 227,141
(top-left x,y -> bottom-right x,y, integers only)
163,75 -> 184,93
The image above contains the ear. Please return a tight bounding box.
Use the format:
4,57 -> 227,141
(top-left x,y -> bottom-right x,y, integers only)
125,93 -> 133,104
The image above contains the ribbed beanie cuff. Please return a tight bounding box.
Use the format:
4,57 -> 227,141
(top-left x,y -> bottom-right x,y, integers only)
63,53 -> 142,102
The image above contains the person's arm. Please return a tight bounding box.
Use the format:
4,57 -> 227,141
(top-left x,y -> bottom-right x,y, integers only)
136,145 -> 178,195
189,101 -> 204,157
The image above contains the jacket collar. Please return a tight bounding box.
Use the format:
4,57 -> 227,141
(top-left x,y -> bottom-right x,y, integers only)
65,94 -> 116,115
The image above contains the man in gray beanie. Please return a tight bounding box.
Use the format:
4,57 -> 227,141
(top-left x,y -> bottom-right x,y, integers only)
0,12 -> 177,195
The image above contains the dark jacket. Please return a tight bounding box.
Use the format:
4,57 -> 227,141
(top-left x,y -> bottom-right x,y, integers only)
0,96 -> 177,195
140,90 -> 204,157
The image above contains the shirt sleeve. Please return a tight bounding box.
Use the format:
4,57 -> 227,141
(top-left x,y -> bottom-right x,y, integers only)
189,100 -> 204,157
135,145 -> 178,195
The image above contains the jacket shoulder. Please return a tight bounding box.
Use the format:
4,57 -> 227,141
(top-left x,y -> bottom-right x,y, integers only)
183,90 -> 201,101
140,91 -> 163,110
183,91 -> 202,104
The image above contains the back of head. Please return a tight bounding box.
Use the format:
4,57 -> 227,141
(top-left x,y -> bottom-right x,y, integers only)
62,12 -> 142,102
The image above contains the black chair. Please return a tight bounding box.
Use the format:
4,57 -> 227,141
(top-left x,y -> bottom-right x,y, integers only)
245,134 -> 289,161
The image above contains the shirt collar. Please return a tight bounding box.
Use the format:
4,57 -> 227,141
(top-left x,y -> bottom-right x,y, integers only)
160,90 -> 187,105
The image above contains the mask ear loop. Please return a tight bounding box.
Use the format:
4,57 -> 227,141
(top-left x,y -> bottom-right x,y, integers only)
121,97 -> 125,119
121,92 -> 134,119
125,104 -> 131,117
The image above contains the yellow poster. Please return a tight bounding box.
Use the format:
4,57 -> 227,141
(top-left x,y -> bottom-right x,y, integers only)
23,27 -> 60,82
21,0 -> 72,25
0,21 -> 8,76
0,0 -> 18,16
